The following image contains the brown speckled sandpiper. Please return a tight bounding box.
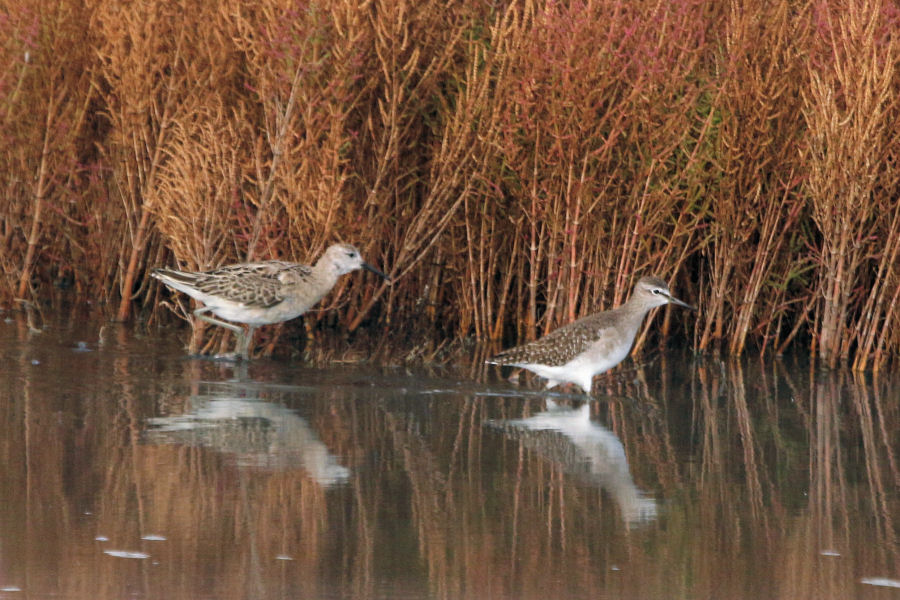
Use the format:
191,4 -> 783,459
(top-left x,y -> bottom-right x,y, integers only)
487,276 -> 694,393
152,243 -> 389,359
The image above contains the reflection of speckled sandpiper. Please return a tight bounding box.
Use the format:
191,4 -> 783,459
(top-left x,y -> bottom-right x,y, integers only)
488,276 -> 694,394
152,243 -> 389,359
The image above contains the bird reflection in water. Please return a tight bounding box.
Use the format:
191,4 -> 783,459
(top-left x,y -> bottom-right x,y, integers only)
488,401 -> 657,524
144,394 -> 349,487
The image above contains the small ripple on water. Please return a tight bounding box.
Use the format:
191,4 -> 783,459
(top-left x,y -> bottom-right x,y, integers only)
860,577 -> 900,588
103,550 -> 150,559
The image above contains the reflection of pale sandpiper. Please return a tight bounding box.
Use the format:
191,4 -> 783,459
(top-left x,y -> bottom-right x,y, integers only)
488,401 -> 657,524
488,276 -> 694,393
152,243 -> 389,359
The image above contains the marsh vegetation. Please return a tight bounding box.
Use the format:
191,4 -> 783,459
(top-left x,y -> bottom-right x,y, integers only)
3,0 -> 900,368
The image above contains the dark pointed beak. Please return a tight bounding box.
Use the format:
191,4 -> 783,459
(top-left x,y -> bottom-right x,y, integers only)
362,262 -> 391,282
666,294 -> 696,311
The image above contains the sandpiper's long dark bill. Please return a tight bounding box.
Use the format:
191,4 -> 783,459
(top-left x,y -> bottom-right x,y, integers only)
487,276 -> 694,394
152,243 -> 389,359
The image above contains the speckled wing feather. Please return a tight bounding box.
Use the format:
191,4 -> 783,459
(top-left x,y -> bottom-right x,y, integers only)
490,311 -> 620,367
159,261 -> 314,308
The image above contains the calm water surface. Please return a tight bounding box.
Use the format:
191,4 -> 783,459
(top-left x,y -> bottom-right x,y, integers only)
1,313 -> 898,600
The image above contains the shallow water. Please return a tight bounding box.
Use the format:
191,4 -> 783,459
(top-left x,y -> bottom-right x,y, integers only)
1,313 -> 898,600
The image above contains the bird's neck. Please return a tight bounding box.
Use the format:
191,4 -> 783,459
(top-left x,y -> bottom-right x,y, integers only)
615,297 -> 655,332
311,257 -> 340,284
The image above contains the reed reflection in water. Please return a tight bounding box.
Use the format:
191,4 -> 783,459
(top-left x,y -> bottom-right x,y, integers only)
0,314 -> 898,599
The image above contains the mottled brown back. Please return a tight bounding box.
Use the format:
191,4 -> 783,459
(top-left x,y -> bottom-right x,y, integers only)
490,310 -> 623,367
154,261 -> 315,308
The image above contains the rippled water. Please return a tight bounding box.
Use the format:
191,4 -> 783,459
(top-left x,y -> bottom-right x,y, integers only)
0,312 -> 898,599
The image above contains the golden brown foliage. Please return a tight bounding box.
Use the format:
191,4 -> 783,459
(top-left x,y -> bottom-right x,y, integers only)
2,0 -> 900,367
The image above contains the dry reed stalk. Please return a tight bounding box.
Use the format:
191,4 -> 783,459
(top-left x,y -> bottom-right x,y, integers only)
98,0 -> 246,324
0,3 -> 95,304
526,133 -> 544,343
852,203 -> 900,371
755,260 -> 813,356
226,0 -> 358,264
461,195 -> 489,339
0,5 -> 36,303
872,281 -> 900,369
489,221 -> 522,340
697,0 -> 809,355
93,1 -> 192,321
245,62 -> 304,262
78,167 -> 131,308
16,93 -> 53,300
148,101 -> 249,352
343,0 -> 496,331
729,181 -> 805,354
0,182 -> 25,302
802,0 -> 899,368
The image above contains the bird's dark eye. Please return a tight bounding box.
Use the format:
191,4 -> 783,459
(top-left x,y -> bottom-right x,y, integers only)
347,252 -> 356,258
652,289 -> 661,294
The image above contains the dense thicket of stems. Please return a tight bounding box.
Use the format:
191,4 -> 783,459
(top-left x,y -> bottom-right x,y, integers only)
2,0 -> 899,368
